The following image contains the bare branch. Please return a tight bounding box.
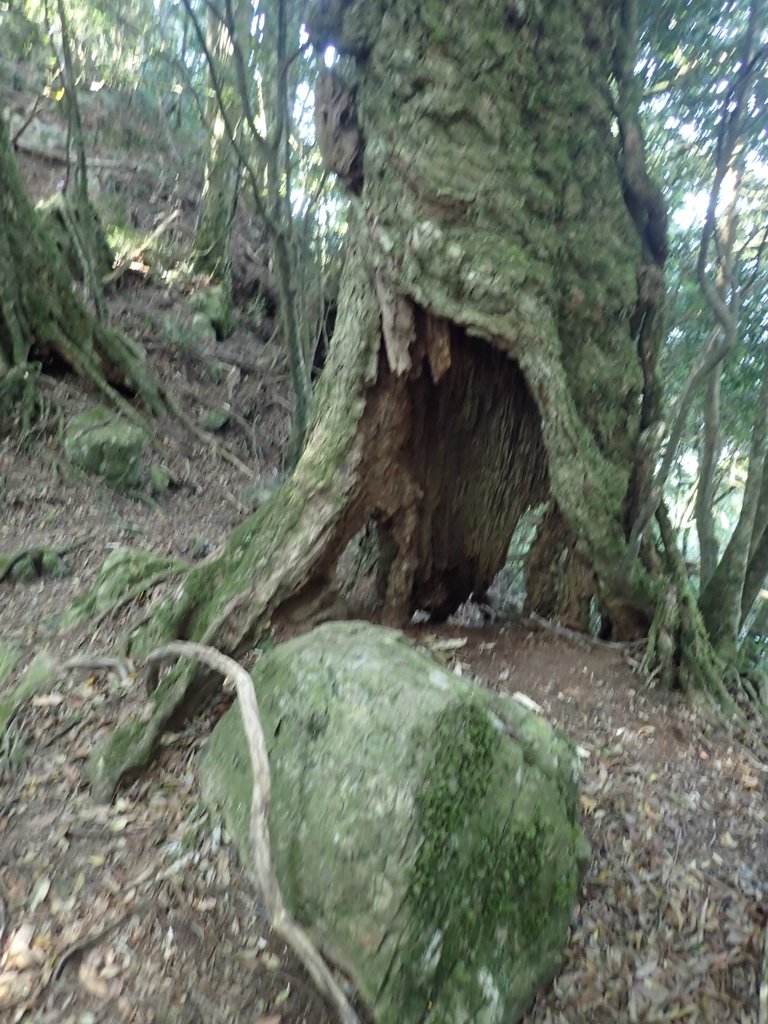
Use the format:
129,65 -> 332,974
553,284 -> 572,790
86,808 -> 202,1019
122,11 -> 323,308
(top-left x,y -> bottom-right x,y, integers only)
179,0 -> 277,233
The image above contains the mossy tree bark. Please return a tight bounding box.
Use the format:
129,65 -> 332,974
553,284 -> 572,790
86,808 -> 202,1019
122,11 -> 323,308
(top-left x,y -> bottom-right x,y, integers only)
742,474 -> 768,627
306,0 -> 661,639
90,0 -> 731,800
0,107 -> 162,415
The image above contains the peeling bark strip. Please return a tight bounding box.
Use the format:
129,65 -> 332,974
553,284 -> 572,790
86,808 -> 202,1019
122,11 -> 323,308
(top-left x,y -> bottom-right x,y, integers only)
424,312 -> 452,384
374,269 -> 415,375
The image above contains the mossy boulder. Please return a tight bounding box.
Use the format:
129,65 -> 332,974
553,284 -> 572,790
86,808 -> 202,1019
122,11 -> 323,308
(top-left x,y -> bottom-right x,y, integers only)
188,311 -> 217,348
0,548 -> 68,582
189,283 -> 232,339
200,621 -> 588,1024
203,407 -> 230,432
149,463 -> 172,494
63,406 -> 147,489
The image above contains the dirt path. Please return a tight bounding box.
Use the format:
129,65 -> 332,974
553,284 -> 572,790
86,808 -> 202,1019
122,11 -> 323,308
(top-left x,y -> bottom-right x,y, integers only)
2,557 -> 766,1023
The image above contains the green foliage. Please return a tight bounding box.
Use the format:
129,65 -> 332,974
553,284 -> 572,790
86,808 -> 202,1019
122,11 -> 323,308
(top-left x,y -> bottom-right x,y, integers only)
402,697 -> 581,1016
640,0 -> 768,435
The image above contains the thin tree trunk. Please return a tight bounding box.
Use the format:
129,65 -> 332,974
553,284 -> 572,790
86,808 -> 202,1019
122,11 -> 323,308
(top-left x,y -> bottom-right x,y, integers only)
192,0 -> 249,302
54,0 -> 111,316
264,0 -> 311,466
184,0 -> 311,463
699,360 -> 768,658
696,367 -> 722,590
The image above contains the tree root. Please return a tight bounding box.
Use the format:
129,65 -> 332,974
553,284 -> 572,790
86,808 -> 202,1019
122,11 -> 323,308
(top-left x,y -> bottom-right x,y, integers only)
161,387 -> 255,477
145,642 -> 360,1024
0,534 -> 94,583
646,506 -> 738,711
522,610 -> 647,653
85,221 -> 384,800
85,447 -> 365,800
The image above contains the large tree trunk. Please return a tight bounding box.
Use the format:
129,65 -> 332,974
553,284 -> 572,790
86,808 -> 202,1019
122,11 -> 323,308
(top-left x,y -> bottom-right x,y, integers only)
306,0 -> 654,636
90,0 -> 730,800
0,108 -> 162,414
742,472 -> 768,625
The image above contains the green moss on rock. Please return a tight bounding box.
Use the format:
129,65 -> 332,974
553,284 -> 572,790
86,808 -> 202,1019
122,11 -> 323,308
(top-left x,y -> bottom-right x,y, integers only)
0,649 -> 57,740
200,621 -> 588,1024
63,405 -> 147,489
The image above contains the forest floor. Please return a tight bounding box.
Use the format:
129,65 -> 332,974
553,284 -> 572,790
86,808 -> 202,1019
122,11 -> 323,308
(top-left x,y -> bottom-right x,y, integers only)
1,79 -> 768,1024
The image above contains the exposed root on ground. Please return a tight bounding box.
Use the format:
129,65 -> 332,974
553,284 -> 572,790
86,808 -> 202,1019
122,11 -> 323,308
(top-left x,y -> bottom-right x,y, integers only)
146,642 -> 360,1024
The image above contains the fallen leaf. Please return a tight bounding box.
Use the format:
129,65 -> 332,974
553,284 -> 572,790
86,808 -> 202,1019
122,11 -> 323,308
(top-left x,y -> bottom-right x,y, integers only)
79,960 -> 111,999
28,875 -> 51,912
31,694 -> 65,707
4,924 -> 43,969
274,983 -> 291,1007
427,636 -> 468,652
580,795 -> 598,814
